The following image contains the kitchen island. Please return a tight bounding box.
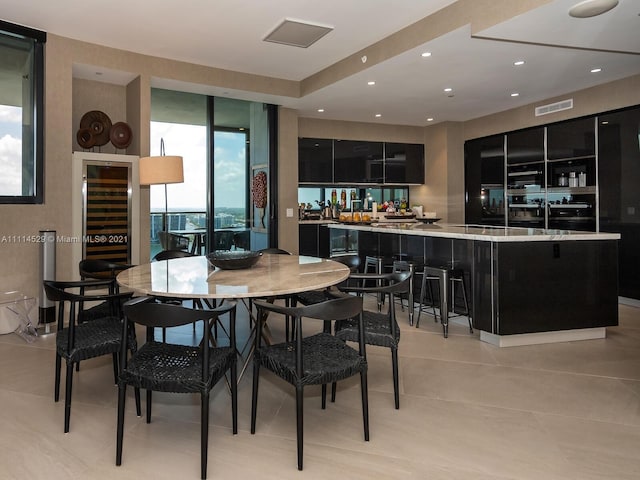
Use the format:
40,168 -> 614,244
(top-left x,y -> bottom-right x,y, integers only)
327,222 -> 620,346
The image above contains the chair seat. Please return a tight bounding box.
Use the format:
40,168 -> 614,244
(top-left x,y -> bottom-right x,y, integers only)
56,317 -> 122,363
335,310 -> 400,349
295,290 -> 330,306
119,341 -> 235,394
78,298 -> 128,323
255,332 -> 367,387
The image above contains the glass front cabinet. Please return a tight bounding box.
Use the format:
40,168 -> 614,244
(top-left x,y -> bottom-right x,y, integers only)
465,117 -> 599,231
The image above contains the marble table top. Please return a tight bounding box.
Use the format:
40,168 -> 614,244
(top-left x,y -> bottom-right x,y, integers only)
116,254 -> 350,299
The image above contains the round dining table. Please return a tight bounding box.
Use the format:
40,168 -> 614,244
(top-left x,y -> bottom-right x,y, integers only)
116,253 -> 350,299
117,253 -> 351,381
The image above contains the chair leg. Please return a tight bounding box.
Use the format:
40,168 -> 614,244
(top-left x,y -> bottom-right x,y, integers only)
64,362 -> 74,433
296,385 -> 304,471
231,358 -> 238,435
331,381 -> 337,403
134,387 -> 141,417
392,347 -> 400,409
112,352 -> 119,384
201,392 -> 209,480
146,390 -> 152,424
250,361 -> 260,434
321,384 -> 327,409
54,353 -> 62,402
115,385 -> 127,466
360,371 -> 370,441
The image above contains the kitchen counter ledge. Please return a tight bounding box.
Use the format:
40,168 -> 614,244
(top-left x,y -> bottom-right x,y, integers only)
328,222 -> 620,242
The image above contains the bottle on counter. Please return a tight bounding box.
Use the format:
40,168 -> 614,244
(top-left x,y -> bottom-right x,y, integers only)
578,172 -> 587,187
558,172 -> 567,186
331,188 -> 337,205
340,189 -> 347,209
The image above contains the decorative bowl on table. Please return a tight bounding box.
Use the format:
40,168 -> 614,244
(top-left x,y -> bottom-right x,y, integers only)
206,251 -> 262,270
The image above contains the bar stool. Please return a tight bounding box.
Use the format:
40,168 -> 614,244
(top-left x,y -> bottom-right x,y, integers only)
391,260 -> 416,326
416,264 -> 472,338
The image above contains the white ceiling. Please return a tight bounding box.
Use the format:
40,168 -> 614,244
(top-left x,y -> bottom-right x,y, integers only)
2,0 -> 639,126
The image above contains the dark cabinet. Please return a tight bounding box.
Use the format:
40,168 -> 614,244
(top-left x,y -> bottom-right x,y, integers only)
505,128 -> 545,227
384,142 -> 424,184
546,118 -> 597,231
547,116 -> 595,160
298,138 -> 333,183
506,127 -> 544,165
298,137 -> 424,185
299,223 -> 330,257
334,140 -> 383,183
598,105 -> 640,299
465,135 -> 505,225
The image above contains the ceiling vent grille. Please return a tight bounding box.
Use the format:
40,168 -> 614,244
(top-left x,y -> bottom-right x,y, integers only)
535,99 -> 574,117
264,19 -> 333,48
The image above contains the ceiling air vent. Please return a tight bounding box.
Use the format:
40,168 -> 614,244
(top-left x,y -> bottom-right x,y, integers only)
535,99 -> 574,117
264,19 -> 333,48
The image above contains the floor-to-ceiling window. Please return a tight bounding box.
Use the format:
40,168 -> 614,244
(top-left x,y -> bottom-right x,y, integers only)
150,89 -> 274,257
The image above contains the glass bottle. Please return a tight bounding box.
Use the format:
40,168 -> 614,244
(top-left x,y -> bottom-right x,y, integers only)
340,189 -> 347,209
331,188 -> 337,205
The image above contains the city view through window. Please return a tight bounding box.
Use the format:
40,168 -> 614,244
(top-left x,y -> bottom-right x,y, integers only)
150,121 -> 248,256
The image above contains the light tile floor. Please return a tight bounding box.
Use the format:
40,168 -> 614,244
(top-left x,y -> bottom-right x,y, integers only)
1,300 -> 640,479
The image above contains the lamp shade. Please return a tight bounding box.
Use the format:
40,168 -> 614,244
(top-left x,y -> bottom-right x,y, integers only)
139,155 -> 184,185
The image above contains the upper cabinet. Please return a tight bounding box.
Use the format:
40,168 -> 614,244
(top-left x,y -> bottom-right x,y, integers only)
298,138 -> 424,185
334,140 -> 383,184
384,142 -> 424,184
298,137 -> 333,183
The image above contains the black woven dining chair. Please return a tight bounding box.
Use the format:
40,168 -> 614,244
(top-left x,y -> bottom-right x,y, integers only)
294,254 -> 361,307
334,271 -> 412,409
116,298 -> 238,480
78,259 -> 134,323
250,294 -> 369,471
43,279 -> 140,433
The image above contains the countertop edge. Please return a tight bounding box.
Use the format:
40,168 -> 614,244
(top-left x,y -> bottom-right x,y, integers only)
326,222 -> 621,242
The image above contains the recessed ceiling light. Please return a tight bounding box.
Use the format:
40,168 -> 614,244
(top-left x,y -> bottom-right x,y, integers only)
427,117 -> 434,122
317,108 -> 324,113
444,87 -> 453,92
601,121 -> 609,124
375,114 -> 382,118
514,60 -> 525,66
511,93 -> 520,97
569,0 -> 619,18
367,81 -> 376,86
421,52 -> 432,57
590,67 -> 602,73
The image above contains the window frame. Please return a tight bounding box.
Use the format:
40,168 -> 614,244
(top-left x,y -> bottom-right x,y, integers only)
0,20 -> 46,204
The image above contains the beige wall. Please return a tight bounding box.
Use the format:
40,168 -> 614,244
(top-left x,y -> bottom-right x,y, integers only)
278,108 -> 300,254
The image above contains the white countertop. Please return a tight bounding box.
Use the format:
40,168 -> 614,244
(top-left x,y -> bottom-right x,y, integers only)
327,222 -> 620,242
299,219 -> 338,224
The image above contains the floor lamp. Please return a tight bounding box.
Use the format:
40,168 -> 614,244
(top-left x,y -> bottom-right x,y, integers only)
139,139 -> 184,236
